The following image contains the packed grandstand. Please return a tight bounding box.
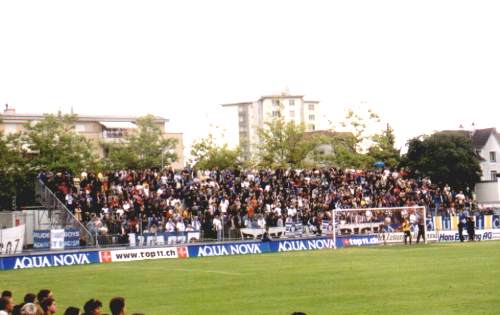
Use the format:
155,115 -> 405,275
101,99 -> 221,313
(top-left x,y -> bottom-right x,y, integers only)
38,167 -> 486,245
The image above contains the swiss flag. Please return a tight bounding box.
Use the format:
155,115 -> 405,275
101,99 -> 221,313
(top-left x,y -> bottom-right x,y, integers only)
100,251 -> 112,263
177,247 -> 188,259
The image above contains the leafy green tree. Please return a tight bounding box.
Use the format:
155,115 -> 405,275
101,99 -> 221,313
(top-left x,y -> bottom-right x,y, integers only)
340,108 -> 380,152
401,132 -> 481,190
12,114 -> 95,174
367,124 -> 401,168
318,108 -> 382,169
190,134 -> 240,170
257,117 -> 320,168
0,130 -> 22,209
105,115 -> 178,170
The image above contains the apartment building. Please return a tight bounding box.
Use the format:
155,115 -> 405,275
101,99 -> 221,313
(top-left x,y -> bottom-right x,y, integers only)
0,105 -> 184,169
222,91 -> 320,159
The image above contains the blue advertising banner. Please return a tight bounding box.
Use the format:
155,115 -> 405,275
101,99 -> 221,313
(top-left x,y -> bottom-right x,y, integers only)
64,228 -> 80,248
426,218 -> 434,231
269,237 -> 336,252
0,251 -> 100,270
493,215 -> 500,229
33,230 -> 50,249
475,215 -> 484,229
187,241 -> 269,258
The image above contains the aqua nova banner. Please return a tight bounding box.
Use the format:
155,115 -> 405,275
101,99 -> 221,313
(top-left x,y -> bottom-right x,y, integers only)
0,250 -> 100,270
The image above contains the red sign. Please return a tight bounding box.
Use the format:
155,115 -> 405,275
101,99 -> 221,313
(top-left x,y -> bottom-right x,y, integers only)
100,251 -> 112,263
177,247 -> 188,258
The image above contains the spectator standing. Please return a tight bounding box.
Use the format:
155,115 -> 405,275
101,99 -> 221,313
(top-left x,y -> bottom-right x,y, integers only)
458,211 -> 467,242
213,215 -> 222,241
109,297 -> 125,315
466,216 -> 475,241
40,298 -> 56,315
19,303 -> 37,315
0,296 -> 14,315
416,214 -> 425,244
63,307 -> 80,315
82,299 -> 102,315
12,293 -> 36,315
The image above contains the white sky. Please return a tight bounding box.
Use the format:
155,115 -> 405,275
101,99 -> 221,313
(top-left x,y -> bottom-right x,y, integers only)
1,0 -> 499,155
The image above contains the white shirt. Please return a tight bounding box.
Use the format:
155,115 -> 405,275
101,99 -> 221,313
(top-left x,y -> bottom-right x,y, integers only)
220,199 -> 229,213
176,221 -> 186,232
165,221 -> 175,232
257,218 -> 266,229
273,206 -> 282,215
213,218 -> 222,231
409,213 -> 417,224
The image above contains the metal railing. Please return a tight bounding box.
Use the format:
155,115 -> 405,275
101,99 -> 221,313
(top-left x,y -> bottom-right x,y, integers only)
35,179 -> 96,246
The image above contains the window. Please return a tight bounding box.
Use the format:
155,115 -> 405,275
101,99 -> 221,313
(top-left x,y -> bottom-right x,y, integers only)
492,171 -> 498,181
309,114 -> 315,121
272,111 -> 281,117
308,104 -> 315,110
289,100 -> 295,106
272,99 -> 280,106
309,124 -> 316,131
490,151 -> 496,162
289,111 -> 295,117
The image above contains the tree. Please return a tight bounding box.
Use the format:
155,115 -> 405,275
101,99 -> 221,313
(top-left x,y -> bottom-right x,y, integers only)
257,117 -> 320,168
0,130 -> 22,209
12,114 -> 95,174
105,115 -> 178,170
367,124 -> 401,169
318,108 -> 382,169
401,132 -> 481,190
190,134 -> 241,170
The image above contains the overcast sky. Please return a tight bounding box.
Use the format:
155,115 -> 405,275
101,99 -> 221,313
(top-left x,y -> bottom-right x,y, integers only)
1,0 -> 499,154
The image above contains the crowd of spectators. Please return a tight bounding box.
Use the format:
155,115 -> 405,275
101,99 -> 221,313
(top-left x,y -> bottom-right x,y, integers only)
39,167 -> 481,242
0,289 -> 130,315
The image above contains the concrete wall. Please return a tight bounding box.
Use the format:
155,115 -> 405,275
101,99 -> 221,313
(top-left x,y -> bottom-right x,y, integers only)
475,177 -> 500,203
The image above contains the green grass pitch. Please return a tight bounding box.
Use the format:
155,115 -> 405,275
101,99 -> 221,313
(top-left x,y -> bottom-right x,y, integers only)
2,241 -> 500,315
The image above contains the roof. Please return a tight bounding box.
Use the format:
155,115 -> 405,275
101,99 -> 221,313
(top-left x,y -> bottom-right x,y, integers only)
222,96 -> 320,107
0,112 -> 168,123
259,95 -> 304,101
472,128 -> 499,148
436,128 -> 500,150
99,121 -> 137,129
221,102 -> 253,107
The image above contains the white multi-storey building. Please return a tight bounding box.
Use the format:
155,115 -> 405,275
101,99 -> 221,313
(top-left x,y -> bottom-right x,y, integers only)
472,128 -> 500,181
222,91 -> 320,159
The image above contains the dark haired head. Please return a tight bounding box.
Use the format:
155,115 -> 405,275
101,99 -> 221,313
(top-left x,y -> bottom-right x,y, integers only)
1,290 -> 12,298
83,299 -> 102,314
37,289 -> 51,303
24,293 -> 36,304
109,297 -> 125,315
41,297 -> 55,312
63,306 -> 81,315
0,297 -> 13,312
